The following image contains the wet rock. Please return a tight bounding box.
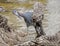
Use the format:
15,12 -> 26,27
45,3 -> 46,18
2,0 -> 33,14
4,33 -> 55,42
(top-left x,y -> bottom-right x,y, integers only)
0,15 -> 36,46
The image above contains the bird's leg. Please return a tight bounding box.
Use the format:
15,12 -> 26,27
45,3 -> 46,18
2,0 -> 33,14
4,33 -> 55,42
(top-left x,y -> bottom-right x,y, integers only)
27,27 -> 29,31
26,25 -> 29,34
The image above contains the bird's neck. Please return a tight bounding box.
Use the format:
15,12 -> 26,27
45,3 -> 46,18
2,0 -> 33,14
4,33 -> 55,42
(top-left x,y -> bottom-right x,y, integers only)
18,12 -> 24,17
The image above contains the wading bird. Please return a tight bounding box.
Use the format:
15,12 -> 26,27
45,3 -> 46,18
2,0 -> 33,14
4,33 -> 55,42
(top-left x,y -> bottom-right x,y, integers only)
12,10 -> 45,38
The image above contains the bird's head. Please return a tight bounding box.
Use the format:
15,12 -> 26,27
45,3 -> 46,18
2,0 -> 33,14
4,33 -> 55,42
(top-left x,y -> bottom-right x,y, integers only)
12,9 -> 23,19
12,10 -> 19,16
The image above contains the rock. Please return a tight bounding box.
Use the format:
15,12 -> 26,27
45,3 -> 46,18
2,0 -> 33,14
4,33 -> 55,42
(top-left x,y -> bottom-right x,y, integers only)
0,15 -> 36,46
0,7 -> 5,12
18,33 -> 60,46
46,0 -> 60,36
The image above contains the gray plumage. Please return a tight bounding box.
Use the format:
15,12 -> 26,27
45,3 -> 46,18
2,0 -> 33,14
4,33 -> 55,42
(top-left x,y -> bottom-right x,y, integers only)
12,10 -> 33,27
23,12 -> 33,27
12,10 -> 45,38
